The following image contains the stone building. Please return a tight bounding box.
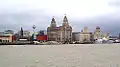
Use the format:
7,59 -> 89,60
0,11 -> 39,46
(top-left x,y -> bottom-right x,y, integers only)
0,32 -> 14,42
47,15 -> 72,43
79,27 -> 93,42
94,26 -> 103,40
103,32 -> 110,40
47,17 -> 58,41
93,26 -> 110,41
72,32 -> 81,42
72,27 -> 93,43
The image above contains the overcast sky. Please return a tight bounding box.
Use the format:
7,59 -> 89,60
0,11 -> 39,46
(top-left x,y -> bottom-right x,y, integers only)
0,0 -> 120,35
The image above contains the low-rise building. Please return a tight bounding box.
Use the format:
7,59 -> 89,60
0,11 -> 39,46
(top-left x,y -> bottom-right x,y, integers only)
4,30 -> 14,34
79,27 -> 93,42
23,31 -> 31,38
14,27 -> 31,41
79,32 -> 93,42
36,30 -> 48,41
72,27 -> 93,43
0,33 -> 14,42
72,32 -> 81,42
36,35 -> 48,41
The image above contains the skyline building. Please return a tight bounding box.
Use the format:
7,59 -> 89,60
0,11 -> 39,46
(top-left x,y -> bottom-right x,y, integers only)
94,26 -> 103,40
79,27 -> 93,42
47,15 -> 72,43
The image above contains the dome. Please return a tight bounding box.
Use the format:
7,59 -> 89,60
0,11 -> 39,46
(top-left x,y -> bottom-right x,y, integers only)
52,17 -> 55,21
96,26 -> 100,29
63,14 -> 68,22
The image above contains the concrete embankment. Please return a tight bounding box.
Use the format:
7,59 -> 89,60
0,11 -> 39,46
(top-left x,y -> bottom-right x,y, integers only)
0,41 -> 34,45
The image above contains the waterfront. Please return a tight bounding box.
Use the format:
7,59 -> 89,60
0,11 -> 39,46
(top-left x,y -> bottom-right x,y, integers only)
0,44 -> 120,67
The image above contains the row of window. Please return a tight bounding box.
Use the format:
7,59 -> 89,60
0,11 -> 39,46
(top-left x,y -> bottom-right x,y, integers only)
0,40 -> 10,42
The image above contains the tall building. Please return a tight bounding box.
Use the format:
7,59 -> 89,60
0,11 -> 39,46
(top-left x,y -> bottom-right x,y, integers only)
47,15 -> 72,43
83,27 -> 88,32
62,15 -> 72,42
47,17 -> 58,41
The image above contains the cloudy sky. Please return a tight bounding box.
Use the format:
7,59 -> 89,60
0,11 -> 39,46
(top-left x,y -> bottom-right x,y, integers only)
0,0 -> 120,35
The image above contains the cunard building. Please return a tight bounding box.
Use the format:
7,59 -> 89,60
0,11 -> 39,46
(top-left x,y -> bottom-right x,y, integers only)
47,15 -> 72,43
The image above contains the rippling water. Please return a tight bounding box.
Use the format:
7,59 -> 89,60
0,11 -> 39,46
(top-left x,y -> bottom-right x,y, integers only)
0,44 -> 120,67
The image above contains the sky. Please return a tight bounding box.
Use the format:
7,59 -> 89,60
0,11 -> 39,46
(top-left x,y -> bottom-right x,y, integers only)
0,0 -> 120,35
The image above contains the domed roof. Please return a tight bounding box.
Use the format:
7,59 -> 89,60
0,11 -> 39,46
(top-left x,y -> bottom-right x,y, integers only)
52,17 -> 55,21
63,14 -> 68,22
51,16 -> 56,22
96,26 -> 100,29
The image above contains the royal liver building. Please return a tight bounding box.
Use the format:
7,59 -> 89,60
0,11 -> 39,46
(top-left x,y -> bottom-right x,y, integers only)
47,15 -> 72,43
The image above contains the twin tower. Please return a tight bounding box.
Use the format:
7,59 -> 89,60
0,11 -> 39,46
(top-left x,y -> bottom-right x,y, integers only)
47,15 -> 72,43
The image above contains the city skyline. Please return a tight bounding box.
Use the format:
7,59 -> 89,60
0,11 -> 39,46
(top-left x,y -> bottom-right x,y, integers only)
0,0 -> 120,35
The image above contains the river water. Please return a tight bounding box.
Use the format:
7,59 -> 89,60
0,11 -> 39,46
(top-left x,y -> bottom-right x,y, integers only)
0,44 -> 120,67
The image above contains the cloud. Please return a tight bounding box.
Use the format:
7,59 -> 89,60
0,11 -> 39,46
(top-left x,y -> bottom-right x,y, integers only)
0,0 -> 117,17
70,12 -> 120,35
0,9 -> 52,32
0,0 -> 120,36
108,0 -> 120,6
0,9 -> 120,35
